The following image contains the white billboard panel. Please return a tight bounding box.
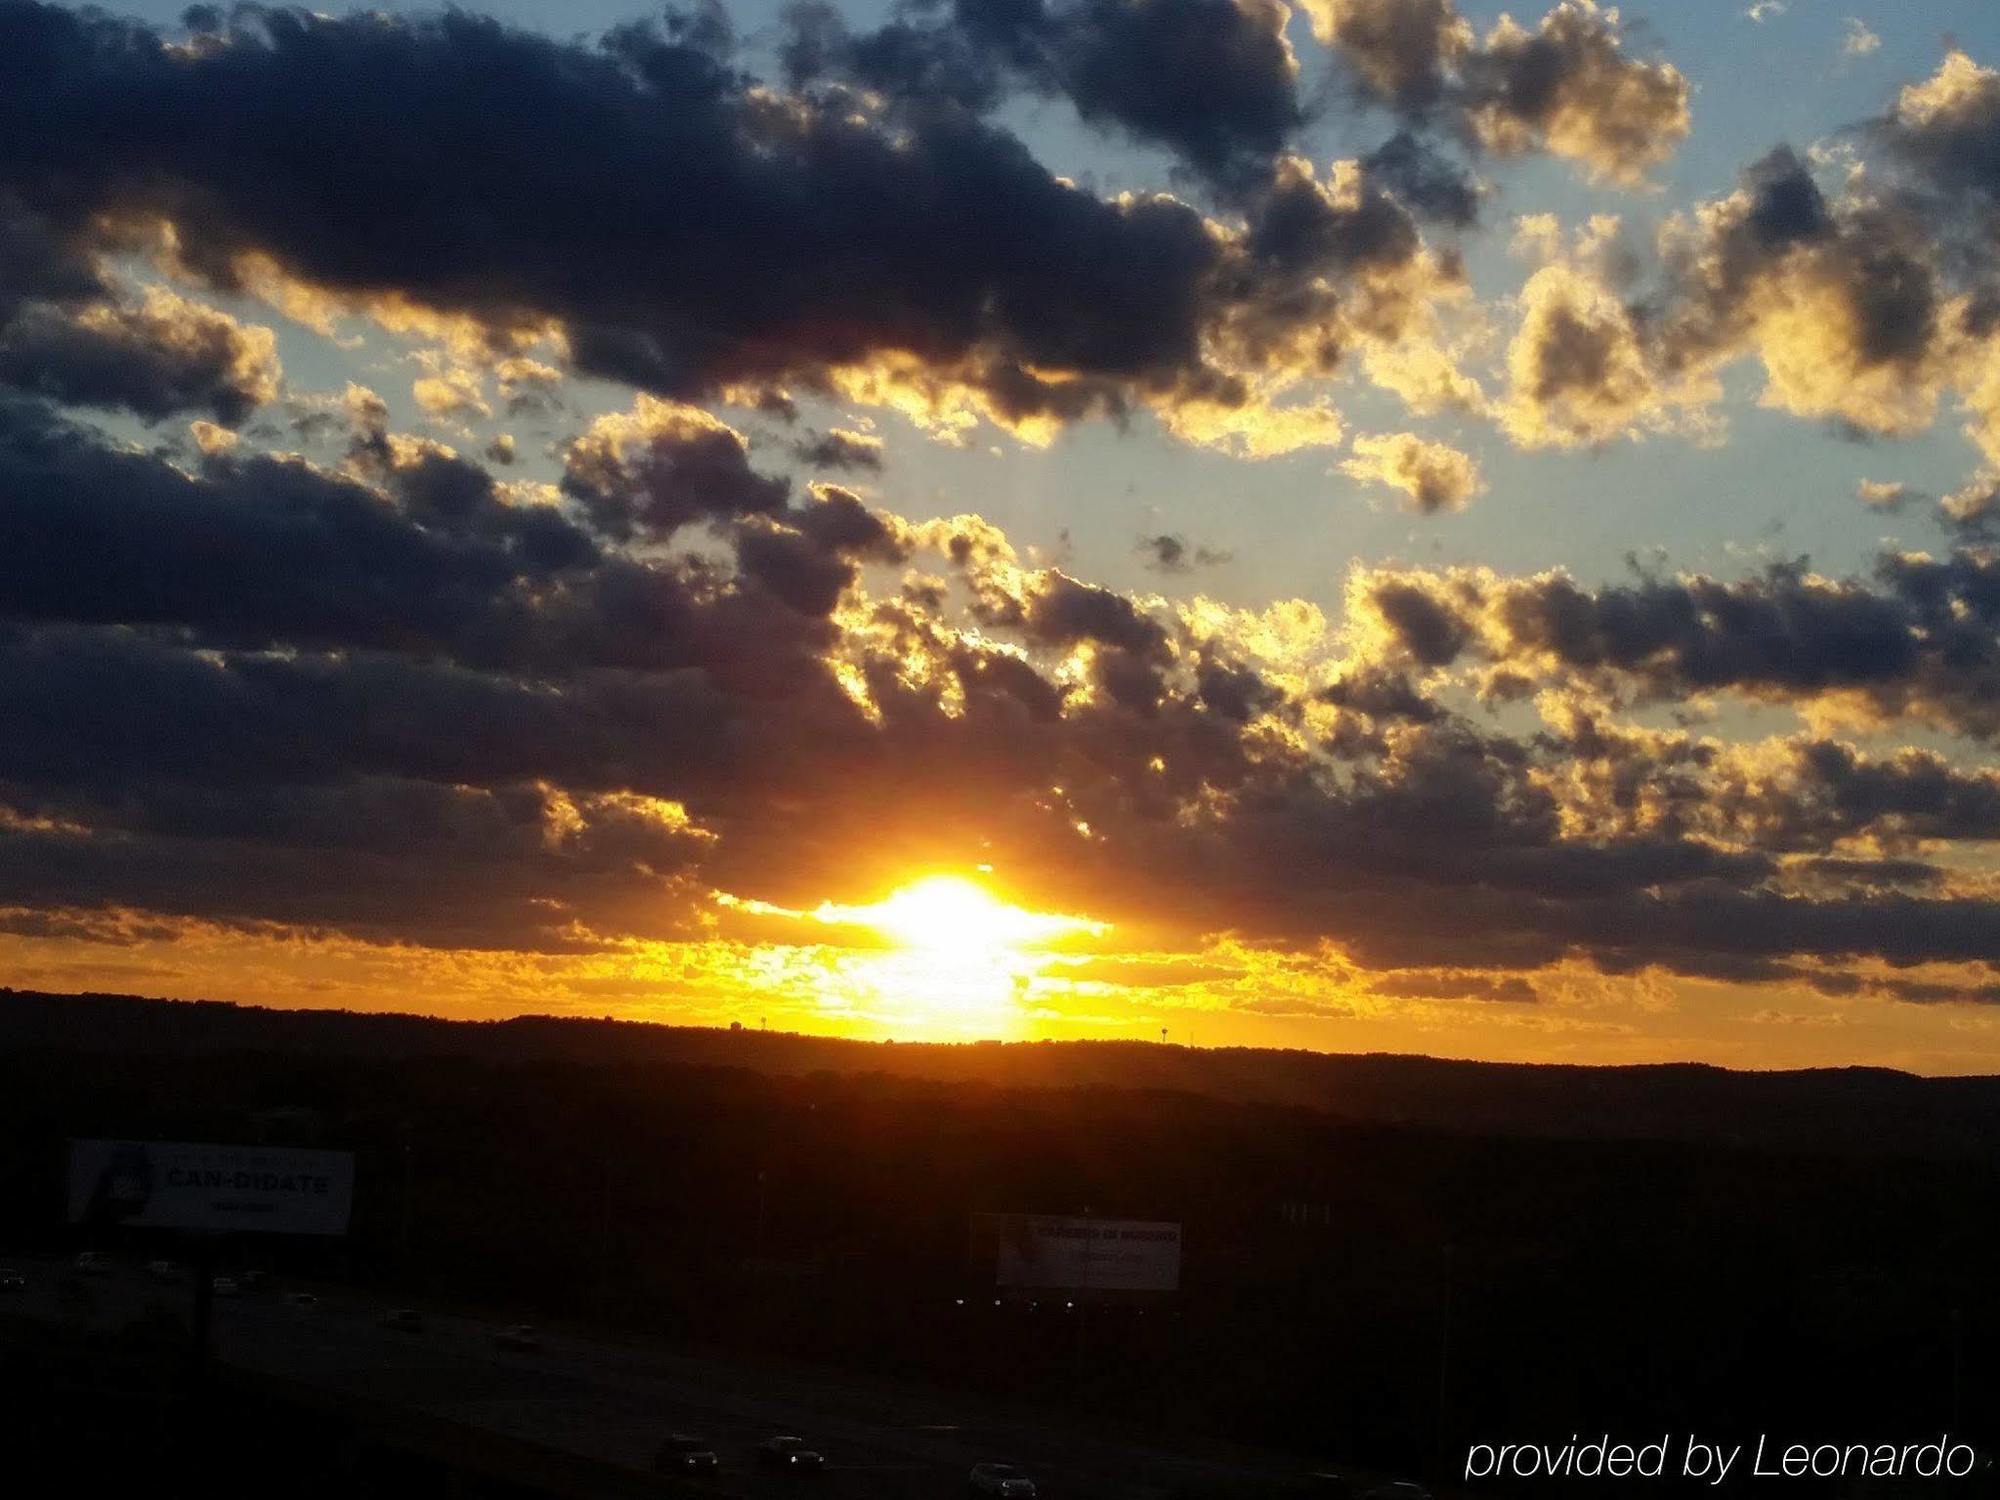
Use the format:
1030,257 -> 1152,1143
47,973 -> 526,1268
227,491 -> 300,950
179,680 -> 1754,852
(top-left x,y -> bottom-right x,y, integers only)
993,1214 -> 1180,1292
68,1139 -> 354,1236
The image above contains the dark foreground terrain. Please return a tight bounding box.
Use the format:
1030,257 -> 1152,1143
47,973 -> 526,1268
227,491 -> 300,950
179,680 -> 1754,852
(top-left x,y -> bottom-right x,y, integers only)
0,1252 -> 1369,1499
11,987 -> 2000,1156
0,988 -> 1995,1495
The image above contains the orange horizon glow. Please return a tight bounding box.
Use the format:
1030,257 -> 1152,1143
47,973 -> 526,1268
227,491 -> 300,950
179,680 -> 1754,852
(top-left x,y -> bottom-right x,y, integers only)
8,880 -> 2000,1072
714,874 -> 1112,1038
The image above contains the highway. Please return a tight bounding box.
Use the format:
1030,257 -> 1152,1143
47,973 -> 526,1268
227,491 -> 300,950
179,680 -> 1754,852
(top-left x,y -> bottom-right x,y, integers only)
0,1257 -> 1356,1499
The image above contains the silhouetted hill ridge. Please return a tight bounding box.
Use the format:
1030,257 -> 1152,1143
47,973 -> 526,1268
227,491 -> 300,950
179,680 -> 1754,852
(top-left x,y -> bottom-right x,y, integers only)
4,986 -> 1997,1156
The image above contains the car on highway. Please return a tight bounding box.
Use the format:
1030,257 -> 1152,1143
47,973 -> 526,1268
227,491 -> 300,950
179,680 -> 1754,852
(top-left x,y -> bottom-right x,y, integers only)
211,1275 -> 241,1297
756,1435 -> 825,1473
969,1461 -> 1039,1496
494,1323 -> 542,1352
72,1251 -> 112,1276
380,1307 -> 424,1333
654,1434 -> 721,1475
0,1268 -> 24,1293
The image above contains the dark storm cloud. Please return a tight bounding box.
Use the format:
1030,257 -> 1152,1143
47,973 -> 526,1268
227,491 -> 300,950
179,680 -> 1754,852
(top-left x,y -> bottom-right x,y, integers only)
0,603 -> 909,929
0,196 -> 106,320
1360,131 -> 1480,228
1307,0 -> 1468,114
561,399 -> 792,541
1193,658 -> 1280,722
0,281 -> 279,425
1359,555 -> 2000,742
734,525 -> 859,617
0,775 -> 717,951
0,396 -> 959,949
781,0 -> 1304,192
1454,0 -> 1690,183
1026,697 -> 1964,985
731,485 -> 911,617
787,483 -> 910,562
980,719 -> 1999,976
1370,971 -> 1539,1003
1008,572 -> 1174,712
1749,741 -> 2000,848
0,396 -> 860,699
1873,50 -> 2000,248
1367,576 -> 1474,666
1137,533 -> 1232,573
1319,666 -> 1441,725
1649,145 -> 1941,387
0,70 -> 273,428
1305,0 -> 1690,185
378,446 -> 599,574
1571,887 -> 2000,977
1245,154 -> 1421,274
779,1 -> 1003,109
0,1 -> 1428,441
1525,710 -> 2000,860
0,398 -> 596,658
1835,975 -> 2000,1007
791,427 -> 885,472
1490,563 -> 1922,692
1024,573 -> 1174,664
1508,63 -> 2000,461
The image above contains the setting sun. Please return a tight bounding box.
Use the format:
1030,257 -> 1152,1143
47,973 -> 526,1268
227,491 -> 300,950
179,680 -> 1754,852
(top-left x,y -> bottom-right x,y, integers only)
704,877 -> 1112,1037
826,875 -> 1106,954
715,875 -> 1115,1038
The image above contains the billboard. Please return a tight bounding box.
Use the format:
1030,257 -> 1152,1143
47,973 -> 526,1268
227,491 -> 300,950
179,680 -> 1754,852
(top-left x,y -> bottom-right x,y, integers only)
987,1214 -> 1181,1292
67,1139 -> 354,1236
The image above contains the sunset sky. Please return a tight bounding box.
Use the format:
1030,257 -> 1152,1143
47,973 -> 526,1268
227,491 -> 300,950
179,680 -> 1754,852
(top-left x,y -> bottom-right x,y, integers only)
3,0 -> 2000,1070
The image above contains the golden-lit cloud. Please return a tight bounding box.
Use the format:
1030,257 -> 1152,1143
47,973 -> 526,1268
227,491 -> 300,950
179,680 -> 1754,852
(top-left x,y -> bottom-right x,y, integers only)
1341,431 -> 1484,512
1463,2 -> 1690,185
1304,0 -> 1690,185
412,366 -> 492,423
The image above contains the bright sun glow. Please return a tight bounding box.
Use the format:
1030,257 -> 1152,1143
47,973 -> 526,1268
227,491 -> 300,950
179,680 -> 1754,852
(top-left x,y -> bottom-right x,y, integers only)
828,874 -> 1105,953
768,875 -> 1111,1038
